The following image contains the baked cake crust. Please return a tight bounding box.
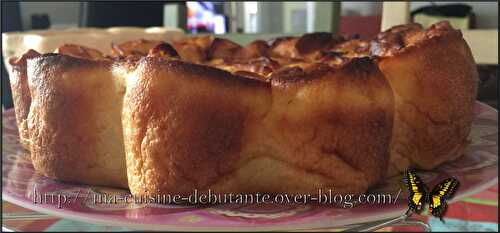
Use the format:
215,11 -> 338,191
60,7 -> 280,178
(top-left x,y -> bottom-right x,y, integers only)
26,54 -> 128,188
371,21 -> 478,173
122,57 -> 393,196
7,21 -> 477,197
9,49 -> 40,149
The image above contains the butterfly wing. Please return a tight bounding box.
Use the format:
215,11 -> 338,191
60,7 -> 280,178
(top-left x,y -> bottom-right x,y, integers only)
404,169 -> 429,213
429,178 -> 460,220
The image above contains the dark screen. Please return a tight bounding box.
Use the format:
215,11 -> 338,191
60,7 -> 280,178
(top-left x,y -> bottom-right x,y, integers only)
80,2 -> 167,27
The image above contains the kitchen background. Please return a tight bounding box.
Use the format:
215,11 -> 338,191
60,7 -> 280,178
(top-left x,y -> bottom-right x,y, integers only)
4,2 -> 499,33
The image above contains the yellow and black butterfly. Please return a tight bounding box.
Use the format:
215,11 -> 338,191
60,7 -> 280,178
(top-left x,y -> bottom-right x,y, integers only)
404,169 -> 460,222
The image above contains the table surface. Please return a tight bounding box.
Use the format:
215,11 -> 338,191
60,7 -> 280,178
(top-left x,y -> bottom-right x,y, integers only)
2,183 -> 497,232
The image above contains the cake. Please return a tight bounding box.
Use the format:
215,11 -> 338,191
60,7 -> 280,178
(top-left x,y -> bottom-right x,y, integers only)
6,21 -> 478,198
371,22 -> 478,173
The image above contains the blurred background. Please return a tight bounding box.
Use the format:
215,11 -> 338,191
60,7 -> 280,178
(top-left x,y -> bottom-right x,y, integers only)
2,2 -> 498,37
1,1 -> 498,109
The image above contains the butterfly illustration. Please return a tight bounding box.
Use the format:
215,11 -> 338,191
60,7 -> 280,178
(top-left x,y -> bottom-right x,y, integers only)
404,168 -> 460,222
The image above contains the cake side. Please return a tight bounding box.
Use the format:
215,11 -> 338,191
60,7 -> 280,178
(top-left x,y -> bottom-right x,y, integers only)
8,49 -> 41,149
372,21 -> 479,173
121,56 -> 394,197
26,54 -> 128,188
262,58 -> 394,194
122,57 -> 272,196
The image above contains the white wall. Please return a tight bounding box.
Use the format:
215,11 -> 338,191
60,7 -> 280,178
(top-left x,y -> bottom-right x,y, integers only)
341,2 -> 383,16
19,2 -> 80,29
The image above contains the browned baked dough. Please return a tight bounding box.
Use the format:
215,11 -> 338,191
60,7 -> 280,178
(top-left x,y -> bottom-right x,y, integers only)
111,39 -> 163,57
371,21 -> 478,174
122,57 -> 393,197
26,54 -> 128,188
262,59 -> 394,195
8,49 -> 41,149
8,21 -> 477,197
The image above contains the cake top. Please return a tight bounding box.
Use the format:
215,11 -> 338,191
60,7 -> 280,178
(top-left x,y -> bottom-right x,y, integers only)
12,21 -> 461,82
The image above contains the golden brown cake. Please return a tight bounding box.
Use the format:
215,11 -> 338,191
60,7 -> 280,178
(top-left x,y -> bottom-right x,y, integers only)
26,53 -> 128,188
371,21 -> 478,174
7,21 -> 477,198
122,57 -> 393,197
8,49 -> 40,149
